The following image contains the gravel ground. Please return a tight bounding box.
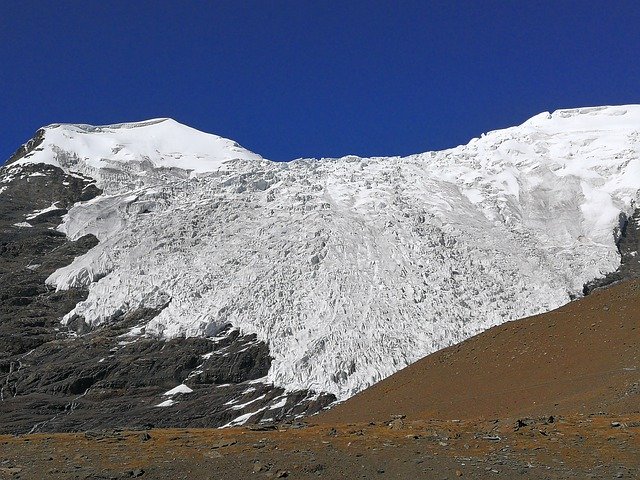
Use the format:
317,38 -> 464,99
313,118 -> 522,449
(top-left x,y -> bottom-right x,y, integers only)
1,414 -> 639,479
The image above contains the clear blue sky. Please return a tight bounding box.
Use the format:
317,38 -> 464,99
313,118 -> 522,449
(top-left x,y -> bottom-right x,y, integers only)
2,1 -> 639,162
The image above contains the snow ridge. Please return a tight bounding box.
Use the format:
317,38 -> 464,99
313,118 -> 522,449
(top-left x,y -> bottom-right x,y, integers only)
11,118 -> 262,192
19,106 -> 640,400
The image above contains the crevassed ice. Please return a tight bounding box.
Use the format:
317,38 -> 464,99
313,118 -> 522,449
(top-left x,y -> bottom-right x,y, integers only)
36,107 -> 640,400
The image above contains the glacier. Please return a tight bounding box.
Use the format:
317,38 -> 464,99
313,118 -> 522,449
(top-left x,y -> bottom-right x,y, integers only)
8,107 -> 639,401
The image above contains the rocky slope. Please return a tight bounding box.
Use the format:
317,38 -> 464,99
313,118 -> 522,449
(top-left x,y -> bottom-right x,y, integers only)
1,106 -> 639,432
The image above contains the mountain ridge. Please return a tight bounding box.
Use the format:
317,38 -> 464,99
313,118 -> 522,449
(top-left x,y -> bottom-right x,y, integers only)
1,105 -> 639,429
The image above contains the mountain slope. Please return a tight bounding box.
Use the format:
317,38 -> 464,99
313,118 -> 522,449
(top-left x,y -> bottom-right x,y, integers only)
1,106 -> 639,430
318,279 -> 640,424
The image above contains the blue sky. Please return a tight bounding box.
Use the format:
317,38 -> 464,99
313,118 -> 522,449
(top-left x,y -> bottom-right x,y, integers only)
1,1 -> 639,162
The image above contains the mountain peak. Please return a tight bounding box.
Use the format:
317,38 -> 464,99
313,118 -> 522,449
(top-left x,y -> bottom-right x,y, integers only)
8,118 -> 263,182
519,104 -> 640,130
44,117 -> 175,131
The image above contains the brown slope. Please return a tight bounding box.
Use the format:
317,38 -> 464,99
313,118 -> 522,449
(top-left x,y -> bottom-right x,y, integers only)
319,280 -> 640,424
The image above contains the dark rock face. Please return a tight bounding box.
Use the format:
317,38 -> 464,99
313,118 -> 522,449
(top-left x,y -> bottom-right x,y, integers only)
0,159 -> 334,434
583,208 -> 640,295
4,128 -> 46,165
0,162 -> 101,361
1,318 -> 334,434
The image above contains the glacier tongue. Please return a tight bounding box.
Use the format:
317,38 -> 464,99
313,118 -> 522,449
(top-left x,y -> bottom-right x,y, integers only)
40,105 -> 640,400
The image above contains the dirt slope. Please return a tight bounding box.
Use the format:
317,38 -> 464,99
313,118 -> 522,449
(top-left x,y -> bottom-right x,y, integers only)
320,280 -> 640,424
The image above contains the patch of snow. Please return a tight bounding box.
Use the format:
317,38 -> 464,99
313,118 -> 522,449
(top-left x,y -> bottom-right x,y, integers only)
155,399 -> 175,407
220,405 -> 270,428
163,384 -> 193,396
1,166 -> 22,184
245,377 -> 269,385
268,396 -> 288,409
122,326 -> 145,337
13,222 -> 33,228
229,394 -> 266,410
26,202 -> 62,220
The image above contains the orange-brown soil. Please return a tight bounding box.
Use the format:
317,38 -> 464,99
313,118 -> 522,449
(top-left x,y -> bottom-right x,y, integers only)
1,414 -> 639,479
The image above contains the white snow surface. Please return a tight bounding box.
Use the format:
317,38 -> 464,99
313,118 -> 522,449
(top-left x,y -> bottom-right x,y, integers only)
13,118 -> 262,189
33,106 -> 640,400
163,384 -> 194,396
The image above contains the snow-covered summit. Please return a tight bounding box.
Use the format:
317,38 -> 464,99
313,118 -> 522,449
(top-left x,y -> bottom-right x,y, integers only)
520,105 -> 639,130
11,118 -> 262,191
11,105 -> 640,402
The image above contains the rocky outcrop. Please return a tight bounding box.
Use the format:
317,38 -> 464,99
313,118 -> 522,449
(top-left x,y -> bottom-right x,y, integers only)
4,128 -> 46,165
583,208 -> 640,295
